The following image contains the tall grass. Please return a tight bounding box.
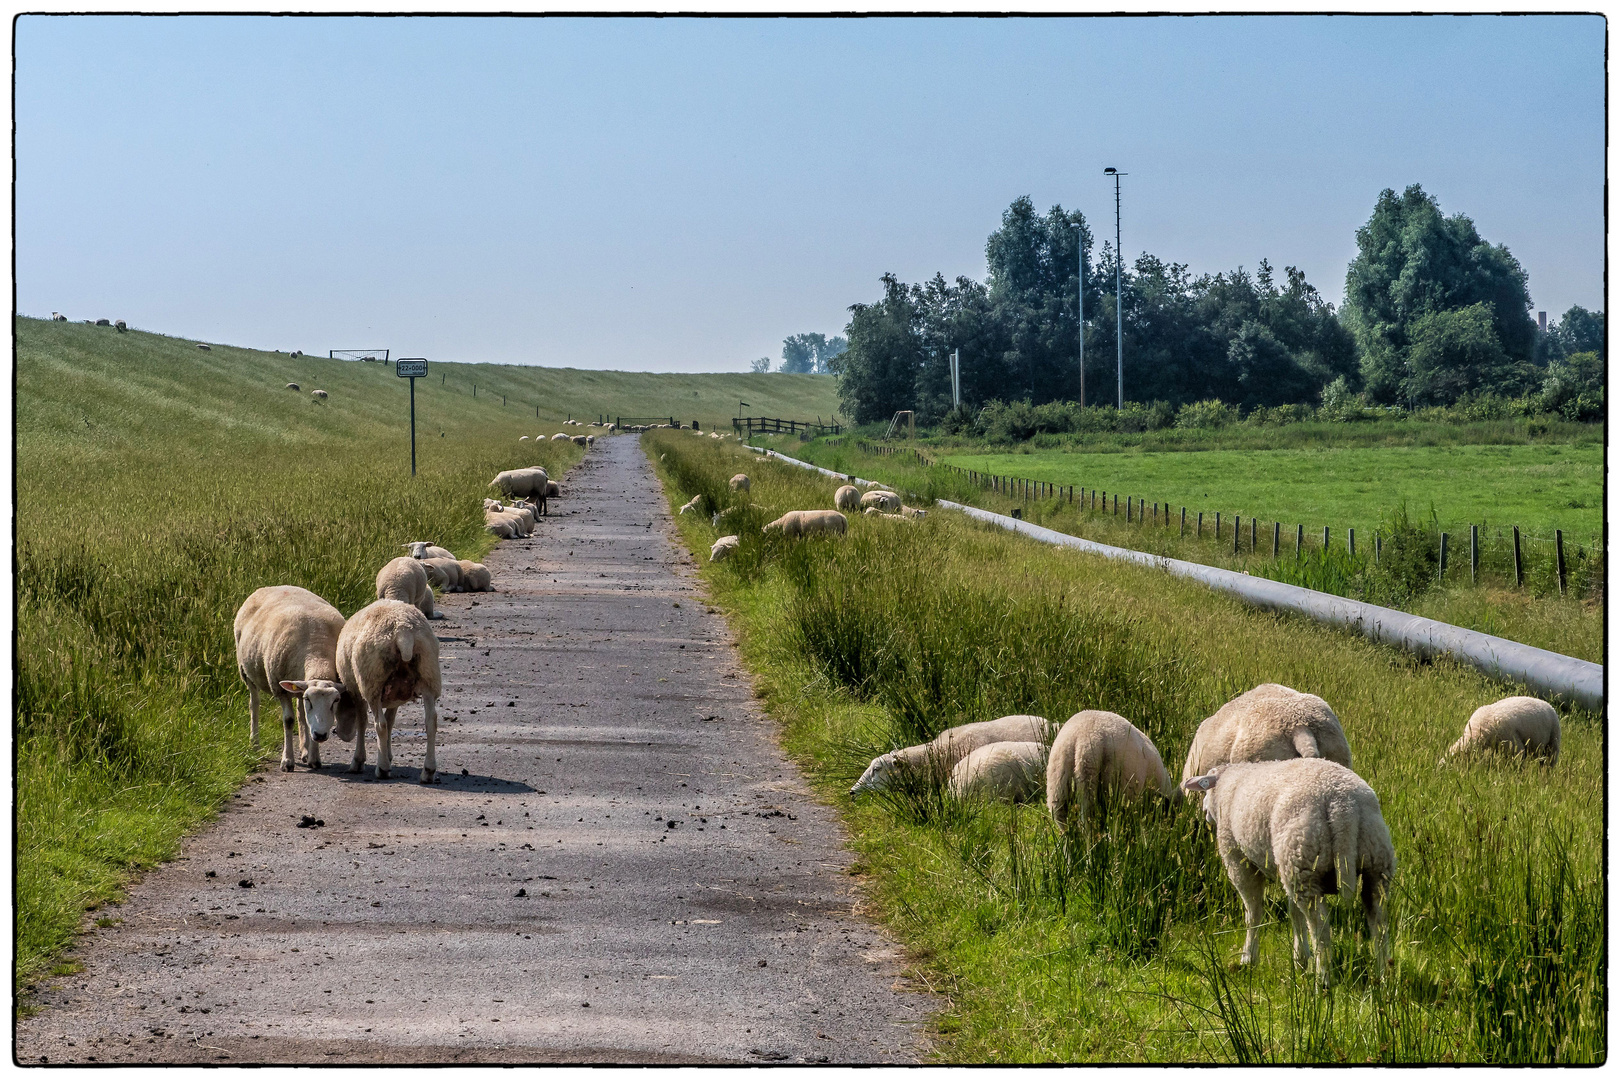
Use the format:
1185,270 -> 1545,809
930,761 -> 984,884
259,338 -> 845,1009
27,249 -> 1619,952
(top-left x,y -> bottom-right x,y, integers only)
648,428 -> 1603,1062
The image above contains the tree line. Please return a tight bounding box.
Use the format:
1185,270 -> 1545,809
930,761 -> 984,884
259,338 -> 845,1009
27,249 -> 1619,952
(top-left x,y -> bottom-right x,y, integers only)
828,186 -> 1604,426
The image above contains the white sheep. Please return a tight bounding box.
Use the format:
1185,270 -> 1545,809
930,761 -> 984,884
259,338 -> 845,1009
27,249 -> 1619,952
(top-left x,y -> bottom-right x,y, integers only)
679,494 -> 704,515
234,585 -> 361,771
335,598 -> 443,782
1181,683 -> 1352,784
501,501 -> 537,532
1448,696 -> 1560,764
834,484 -> 861,511
484,506 -> 525,539
376,556 -> 442,619
458,561 -> 493,592
197,343 -> 212,350
949,741 -> 1048,803
572,435 -> 588,447
311,389 -> 328,401
586,435 -> 595,446
1046,710 -> 1177,828
286,382 -> 301,391
851,714 -> 1055,796
730,474 -> 751,492
402,541 -> 456,561
420,557 -> 464,592
864,508 -> 911,521
490,467 -> 550,500
900,506 -> 927,519
763,510 -> 847,538
114,319 -> 127,332
860,490 -> 901,513
519,435 -> 530,442
51,312 -> 66,321
710,535 -> 740,562
551,433 -> 570,441
1183,758 -> 1395,986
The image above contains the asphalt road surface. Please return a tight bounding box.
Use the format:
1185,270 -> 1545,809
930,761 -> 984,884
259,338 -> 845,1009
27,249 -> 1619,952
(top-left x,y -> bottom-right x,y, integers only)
15,434 -> 932,1065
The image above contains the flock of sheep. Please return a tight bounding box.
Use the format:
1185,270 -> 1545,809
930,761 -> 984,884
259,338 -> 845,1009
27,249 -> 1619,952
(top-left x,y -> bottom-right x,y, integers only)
681,472 -> 926,564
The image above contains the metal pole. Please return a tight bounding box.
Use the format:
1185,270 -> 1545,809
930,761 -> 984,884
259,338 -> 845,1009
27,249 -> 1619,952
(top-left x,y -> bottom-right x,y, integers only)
1104,168 -> 1126,410
409,376 -> 417,477
1077,222 -> 1086,409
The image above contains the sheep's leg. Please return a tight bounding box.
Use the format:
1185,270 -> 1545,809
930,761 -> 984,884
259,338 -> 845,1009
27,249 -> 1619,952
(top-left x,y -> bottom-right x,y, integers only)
1304,898 -> 1334,988
1227,858 -> 1268,966
349,701 -> 371,774
375,706 -> 396,778
420,694 -> 438,784
300,698 -> 321,770
247,685 -> 261,746
1365,876 -> 1390,978
1286,896 -> 1311,969
278,696 -> 298,772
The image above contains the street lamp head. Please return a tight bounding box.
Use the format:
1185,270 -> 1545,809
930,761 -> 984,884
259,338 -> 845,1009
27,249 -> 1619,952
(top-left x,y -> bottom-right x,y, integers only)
1103,167 -> 1117,174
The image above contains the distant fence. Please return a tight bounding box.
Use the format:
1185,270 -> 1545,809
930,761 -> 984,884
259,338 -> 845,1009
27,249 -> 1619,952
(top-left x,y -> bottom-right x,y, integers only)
734,416 -> 842,438
617,416 -> 677,428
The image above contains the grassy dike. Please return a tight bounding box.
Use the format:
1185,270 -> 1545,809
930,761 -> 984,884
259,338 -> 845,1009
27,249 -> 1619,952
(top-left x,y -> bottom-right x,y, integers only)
644,429 -> 1602,1063
15,318 -> 584,996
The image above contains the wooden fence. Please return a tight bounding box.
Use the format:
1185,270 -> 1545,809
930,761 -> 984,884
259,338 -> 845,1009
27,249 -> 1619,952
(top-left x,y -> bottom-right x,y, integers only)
734,416 -> 842,437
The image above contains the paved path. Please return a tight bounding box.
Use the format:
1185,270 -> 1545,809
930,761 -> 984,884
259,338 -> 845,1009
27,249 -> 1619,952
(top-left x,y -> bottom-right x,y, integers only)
15,435 -> 931,1065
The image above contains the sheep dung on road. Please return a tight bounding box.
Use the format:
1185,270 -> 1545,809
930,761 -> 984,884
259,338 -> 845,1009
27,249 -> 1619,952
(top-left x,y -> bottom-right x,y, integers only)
457,561 -> 493,592
949,741 -> 1048,803
233,585 -> 360,772
859,490 -> 901,513
1046,710 -> 1177,828
403,541 -> 456,561
729,474 -> 751,492
763,510 -> 847,538
834,484 -> 861,511
1181,683 -> 1352,784
851,714 -> 1055,796
710,535 -> 740,562
335,598 -> 443,783
375,556 -> 442,620
1183,758 -> 1395,987
1448,696 -> 1560,764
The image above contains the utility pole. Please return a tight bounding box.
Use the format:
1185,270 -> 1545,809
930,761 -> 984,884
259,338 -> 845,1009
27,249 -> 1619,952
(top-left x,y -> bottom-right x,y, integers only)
950,349 -> 961,410
1076,221 -> 1085,409
1104,167 -> 1127,410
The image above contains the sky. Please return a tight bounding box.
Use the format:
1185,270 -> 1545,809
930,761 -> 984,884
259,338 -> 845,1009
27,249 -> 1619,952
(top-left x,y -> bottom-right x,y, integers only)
15,15 -> 1606,372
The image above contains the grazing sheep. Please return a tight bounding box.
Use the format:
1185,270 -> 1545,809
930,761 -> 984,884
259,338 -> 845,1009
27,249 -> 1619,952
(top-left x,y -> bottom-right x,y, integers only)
335,598 -> 443,782
490,467 -> 549,500
950,741 -> 1048,803
286,382 -> 301,391
420,557 -> 464,592
1181,684 -> 1352,784
545,479 -> 560,500
552,433 -> 570,441
115,320 -> 127,332
233,585 -> 360,771
291,350 -> 302,358
1046,710 -> 1177,829
763,510 -> 847,538
851,714 -> 1055,796
376,556 -> 441,619
730,474 -> 750,492
1448,696 -> 1560,764
519,435 -> 530,442
900,506 -> 927,519
834,484 -> 861,511
710,535 -> 741,562
458,561 -> 493,592
860,490 -> 902,513
51,312 -> 66,321
197,343 -> 212,351
572,435 -> 588,447
95,318 -> 111,326
311,389 -> 329,401
586,435 -> 595,446
403,542 -> 456,561
679,494 -> 704,515
1183,758 -> 1395,986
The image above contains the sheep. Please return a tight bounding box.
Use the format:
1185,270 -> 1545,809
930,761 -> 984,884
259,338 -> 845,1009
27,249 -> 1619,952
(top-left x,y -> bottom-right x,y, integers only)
51,312 -> 66,321
1181,683 -> 1352,784
197,343 -> 212,351
949,741 -> 1048,803
489,467 -> 549,500
1046,710 -> 1177,829
763,510 -> 847,538
900,506 -> 927,519
710,535 -> 740,562
552,433 -> 570,441
286,382 -> 301,391
375,556 -> 442,619
833,485 -> 861,510
458,561 -> 493,592
420,557 -> 464,592
864,508 -> 910,521
335,598 -> 443,782
483,504 -> 528,539
311,389 -> 328,401
1447,696 -> 1560,764
679,494 -> 704,515
234,585 -> 361,771
519,435 -> 530,442
115,320 -> 127,332
1183,758 -> 1395,986
572,435 -> 588,447
500,501 -> 537,532
586,435 -> 595,446
403,541 -> 456,561
95,318 -> 111,326
851,714 -> 1055,796
729,474 -> 750,492
860,490 -> 902,513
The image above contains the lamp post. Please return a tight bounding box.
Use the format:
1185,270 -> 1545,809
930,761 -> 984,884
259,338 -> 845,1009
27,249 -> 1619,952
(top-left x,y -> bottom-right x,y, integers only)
1104,167 -> 1126,410
1075,221 -> 1085,409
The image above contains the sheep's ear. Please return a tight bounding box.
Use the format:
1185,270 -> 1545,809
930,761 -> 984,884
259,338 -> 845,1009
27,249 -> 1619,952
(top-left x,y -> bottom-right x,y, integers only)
1182,773 -> 1218,793
279,680 -> 307,693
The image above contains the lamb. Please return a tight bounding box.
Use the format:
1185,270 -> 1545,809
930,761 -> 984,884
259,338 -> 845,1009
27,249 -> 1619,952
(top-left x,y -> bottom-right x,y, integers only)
1181,683 -> 1352,784
710,535 -> 741,562
763,510 -> 847,538
233,585 -> 360,772
311,389 -> 328,401
1447,696 -> 1560,764
335,598 -> 443,782
1046,710 -> 1177,829
402,541 -> 456,561
900,506 -> 927,519
286,383 -> 301,391
679,494 -> 704,515
458,561 -> 493,591
420,557 -> 464,592
730,474 -> 750,492
1183,758 -> 1395,986
375,556 -> 442,619
483,502 -> 529,539
949,741 -> 1048,803
834,485 -> 861,511
860,490 -> 902,513
864,508 -> 910,521
851,714 -> 1055,796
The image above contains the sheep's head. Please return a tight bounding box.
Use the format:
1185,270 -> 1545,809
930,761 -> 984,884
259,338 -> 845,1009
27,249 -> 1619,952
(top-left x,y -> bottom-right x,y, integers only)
1181,767 -> 1224,824
850,752 -> 899,798
403,541 -> 434,559
280,679 -> 348,743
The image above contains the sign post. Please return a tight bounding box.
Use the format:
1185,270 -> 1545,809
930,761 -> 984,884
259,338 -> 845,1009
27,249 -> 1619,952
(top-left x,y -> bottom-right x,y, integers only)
397,358 -> 428,476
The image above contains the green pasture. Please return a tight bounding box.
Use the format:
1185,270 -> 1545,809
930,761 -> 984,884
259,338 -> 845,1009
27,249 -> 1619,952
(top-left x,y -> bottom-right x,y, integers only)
647,428 -> 1603,1063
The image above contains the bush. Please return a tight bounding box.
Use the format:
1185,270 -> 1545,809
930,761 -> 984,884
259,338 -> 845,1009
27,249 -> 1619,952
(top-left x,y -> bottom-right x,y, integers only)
1175,399 -> 1240,429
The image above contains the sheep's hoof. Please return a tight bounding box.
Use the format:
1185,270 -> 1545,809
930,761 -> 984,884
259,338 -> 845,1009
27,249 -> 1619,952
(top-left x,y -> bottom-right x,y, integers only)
375,767 -> 391,779
347,762 -> 363,774
419,768 -> 435,784
280,760 -> 295,772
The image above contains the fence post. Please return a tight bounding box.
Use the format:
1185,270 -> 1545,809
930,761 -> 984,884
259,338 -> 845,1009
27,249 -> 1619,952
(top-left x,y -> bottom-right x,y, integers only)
1197,512 -> 1203,538
1250,516 -> 1257,553
1556,530 -> 1567,595
1439,533 -> 1448,584
1273,521 -> 1280,558
1348,527 -> 1355,558
1323,526 -> 1330,552
1127,496 -> 1132,523
1375,530 -> 1381,565
1215,512 -> 1221,540
1296,524 -> 1303,558
1181,507 -> 1187,537
1470,524 -> 1478,584
1113,494 -> 1118,516
1233,515 -> 1240,553
1513,526 -> 1523,586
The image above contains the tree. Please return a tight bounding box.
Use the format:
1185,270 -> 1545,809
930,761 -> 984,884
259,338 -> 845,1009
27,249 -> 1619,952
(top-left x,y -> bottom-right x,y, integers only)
1552,305 -> 1604,357
1541,350 -> 1604,420
750,356 -> 771,374
1404,303 -> 1529,406
833,274 -> 923,424
984,197 -> 1095,405
779,332 -> 849,373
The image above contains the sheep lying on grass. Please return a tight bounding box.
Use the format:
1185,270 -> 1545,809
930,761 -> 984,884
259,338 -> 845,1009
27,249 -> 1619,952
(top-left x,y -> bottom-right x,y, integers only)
1448,696 -> 1560,764
763,510 -> 847,538
710,535 -> 740,562
403,541 -> 456,561
376,556 -> 442,620
420,557 -> 463,592
1181,683 -> 1352,783
950,741 -> 1047,803
234,585 -> 360,772
1046,710 -> 1177,829
730,474 -> 751,492
864,508 -> 911,521
458,561 -> 493,592
1183,758 -> 1395,987
336,598 -> 443,782
851,714 -> 1055,796
834,484 -> 861,510
860,490 -> 901,513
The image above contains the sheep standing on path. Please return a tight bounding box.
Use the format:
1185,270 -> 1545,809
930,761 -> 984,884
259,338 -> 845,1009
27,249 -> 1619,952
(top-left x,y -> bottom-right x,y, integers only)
1183,758 -> 1395,987
1046,710 -> 1176,828
1448,696 -> 1560,764
376,556 -> 442,620
1181,683 -> 1352,783
335,599 -> 443,782
763,510 -> 847,538
852,714 -> 1054,796
834,485 -> 861,511
233,585 -> 359,771
950,741 -> 1048,803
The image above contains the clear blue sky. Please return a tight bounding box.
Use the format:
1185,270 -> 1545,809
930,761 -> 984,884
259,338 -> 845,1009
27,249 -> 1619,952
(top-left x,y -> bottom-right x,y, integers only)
16,15 -> 1604,372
